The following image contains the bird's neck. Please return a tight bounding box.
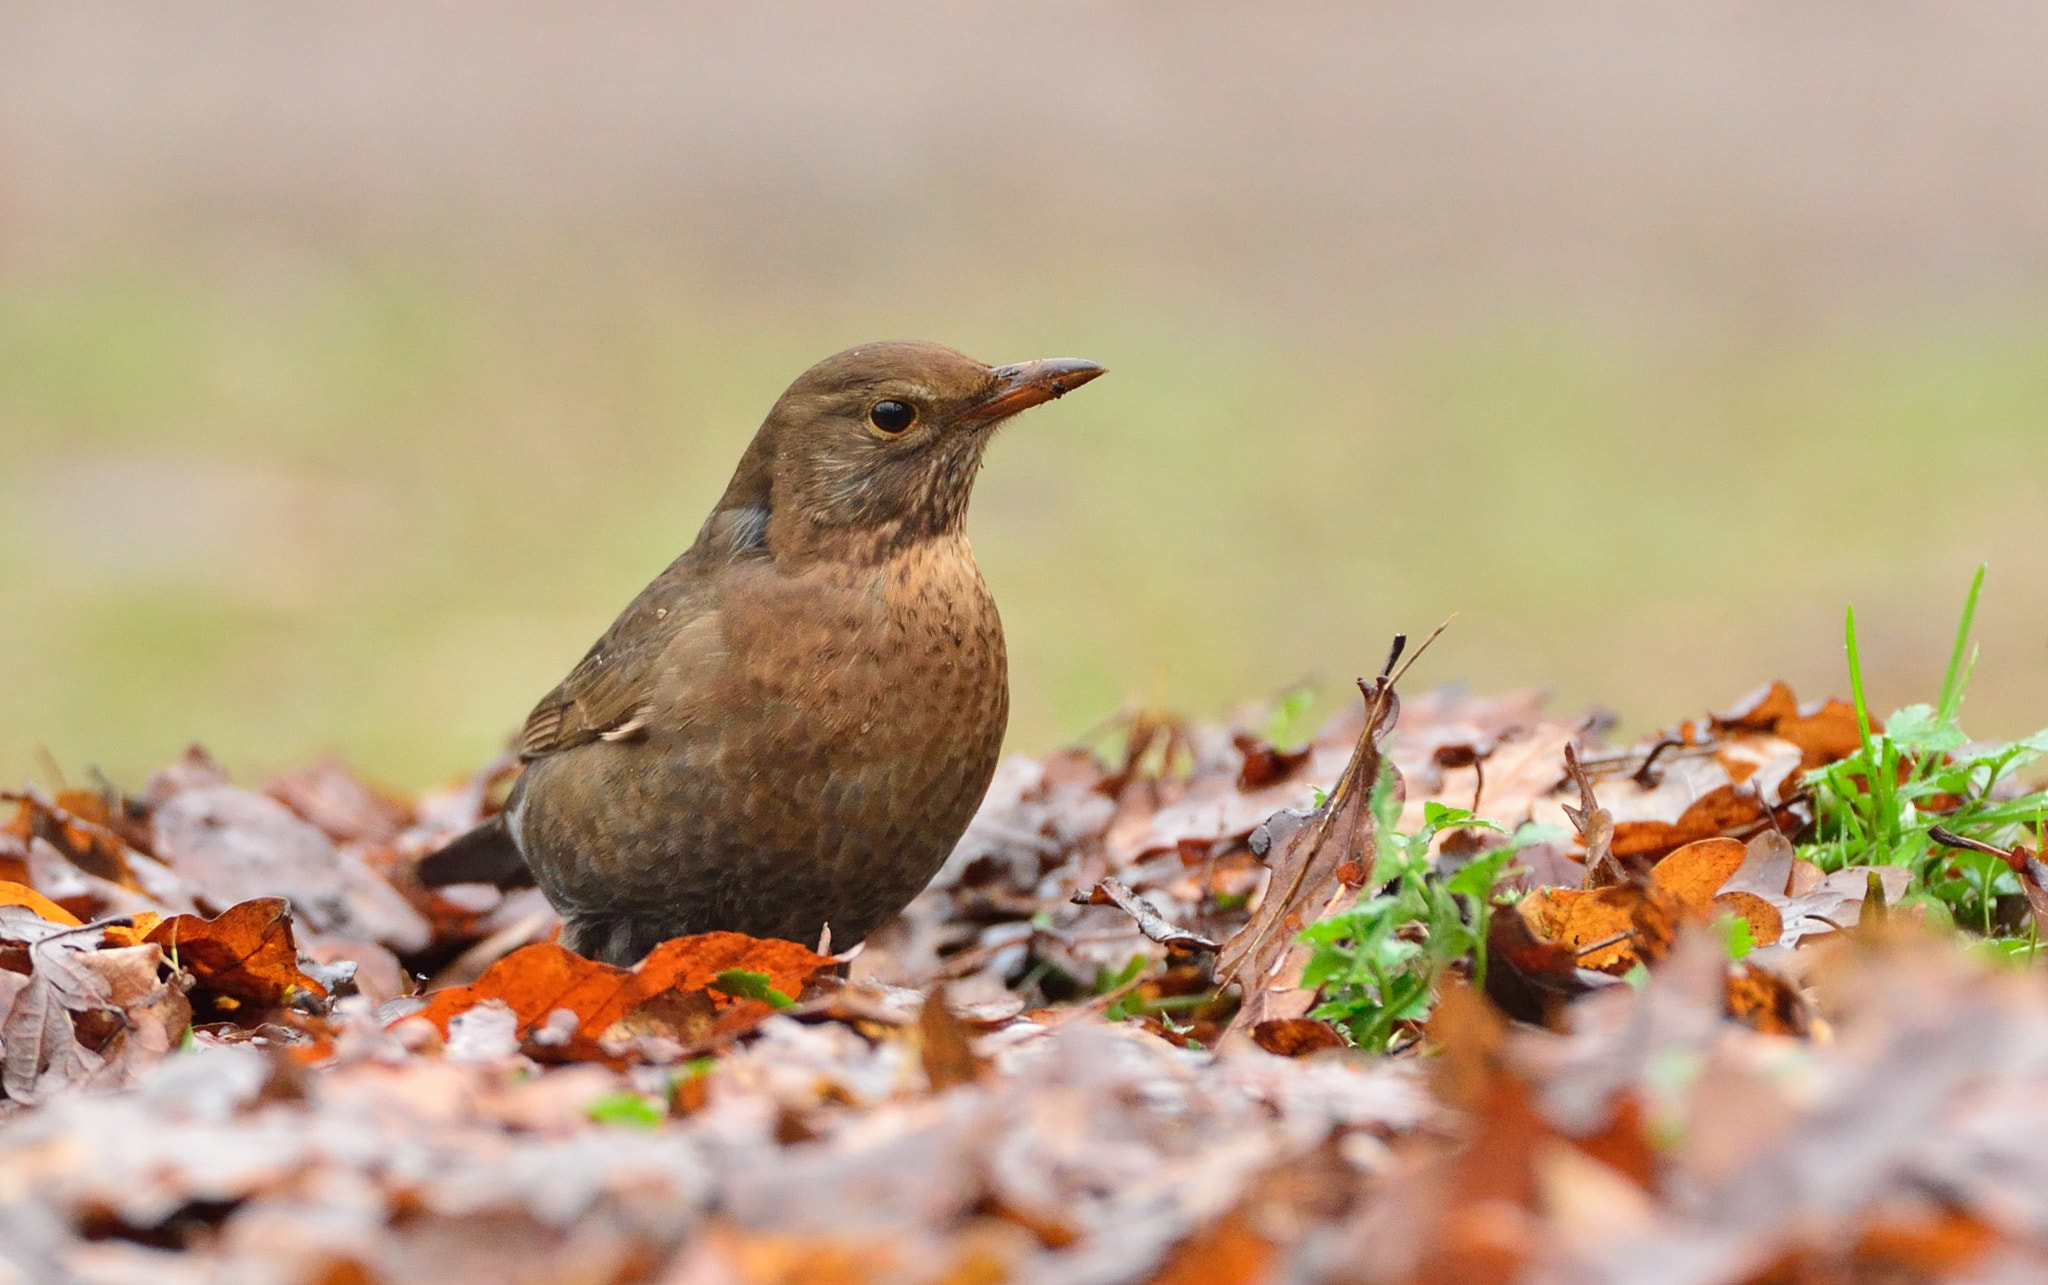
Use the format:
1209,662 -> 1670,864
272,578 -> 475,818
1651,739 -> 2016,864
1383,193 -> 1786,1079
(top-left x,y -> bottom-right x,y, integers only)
769,513 -> 966,570
691,499 -> 971,573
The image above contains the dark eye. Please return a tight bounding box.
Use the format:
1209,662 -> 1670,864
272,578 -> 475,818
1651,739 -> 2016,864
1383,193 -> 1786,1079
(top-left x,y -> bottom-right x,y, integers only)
868,400 -> 916,433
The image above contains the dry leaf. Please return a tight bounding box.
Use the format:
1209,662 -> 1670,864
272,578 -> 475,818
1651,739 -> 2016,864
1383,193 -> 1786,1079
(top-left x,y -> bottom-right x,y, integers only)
148,897 -> 328,1009
0,880 -> 82,927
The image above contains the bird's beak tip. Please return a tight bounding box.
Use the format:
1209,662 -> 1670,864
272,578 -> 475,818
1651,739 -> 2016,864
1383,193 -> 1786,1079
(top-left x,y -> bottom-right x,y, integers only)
970,358 -> 1107,423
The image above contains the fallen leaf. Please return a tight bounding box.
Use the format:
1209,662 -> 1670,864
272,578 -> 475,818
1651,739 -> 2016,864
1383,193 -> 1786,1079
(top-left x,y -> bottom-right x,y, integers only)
151,786 -> 430,952
0,880 -> 81,927
148,898 -> 329,1009
918,985 -> 989,1090
1250,1016 -> 1348,1057
1072,876 -> 1220,953
414,932 -> 831,1061
1219,671 -> 1399,1041
1648,838 -> 1748,909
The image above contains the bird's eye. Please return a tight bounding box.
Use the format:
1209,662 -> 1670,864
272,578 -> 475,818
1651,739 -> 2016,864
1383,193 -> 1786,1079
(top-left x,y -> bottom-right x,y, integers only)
868,400 -> 916,434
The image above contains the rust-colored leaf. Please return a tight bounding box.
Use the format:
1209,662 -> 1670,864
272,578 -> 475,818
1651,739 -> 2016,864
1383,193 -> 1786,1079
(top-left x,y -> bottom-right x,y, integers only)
633,931 -> 832,1007
414,941 -> 632,1048
414,932 -> 831,1061
148,898 -> 328,1008
1250,1016 -> 1347,1057
101,911 -> 165,949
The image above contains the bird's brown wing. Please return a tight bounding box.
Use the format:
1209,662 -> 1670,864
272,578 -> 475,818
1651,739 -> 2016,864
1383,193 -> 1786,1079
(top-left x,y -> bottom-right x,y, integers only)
517,565 -> 715,760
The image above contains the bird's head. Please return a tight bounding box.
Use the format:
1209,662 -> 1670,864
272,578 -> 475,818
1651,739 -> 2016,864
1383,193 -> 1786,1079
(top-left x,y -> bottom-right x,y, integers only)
702,341 -> 1104,564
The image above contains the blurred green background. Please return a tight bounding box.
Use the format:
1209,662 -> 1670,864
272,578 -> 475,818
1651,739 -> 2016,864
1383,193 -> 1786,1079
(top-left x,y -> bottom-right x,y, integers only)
4,3 -> 2047,791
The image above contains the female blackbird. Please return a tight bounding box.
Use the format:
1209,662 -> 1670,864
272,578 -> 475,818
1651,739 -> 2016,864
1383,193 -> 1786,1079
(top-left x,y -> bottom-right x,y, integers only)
420,342 -> 1104,964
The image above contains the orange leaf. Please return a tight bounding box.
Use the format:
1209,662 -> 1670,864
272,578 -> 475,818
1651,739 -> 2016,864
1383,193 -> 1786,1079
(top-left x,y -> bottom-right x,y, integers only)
1610,786 -> 1766,859
0,880 -> 82,927
1777,698 -> 1869,771
101,911 -> 164,948
1711,891 -> 1782,948
414,941 -> 631,1044
633,931 -> 831,1006
148,898 -> 328,1007
1648,837 -> 1747,909
1724,962 -> 1807,1036
413,932 -> 832,1061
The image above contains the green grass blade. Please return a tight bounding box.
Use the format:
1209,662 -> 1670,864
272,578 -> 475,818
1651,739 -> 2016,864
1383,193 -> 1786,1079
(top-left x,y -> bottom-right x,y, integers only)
1845,604 -> 1874,753
1939,564 -> 1986,723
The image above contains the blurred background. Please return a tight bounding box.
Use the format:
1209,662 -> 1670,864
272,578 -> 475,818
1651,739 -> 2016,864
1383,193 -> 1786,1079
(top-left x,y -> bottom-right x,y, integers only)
3,1 -> 2046,792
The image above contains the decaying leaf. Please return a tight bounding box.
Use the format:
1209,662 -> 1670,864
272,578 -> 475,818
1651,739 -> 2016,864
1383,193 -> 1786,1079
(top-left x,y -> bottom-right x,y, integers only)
1218,669 -> 1401,1040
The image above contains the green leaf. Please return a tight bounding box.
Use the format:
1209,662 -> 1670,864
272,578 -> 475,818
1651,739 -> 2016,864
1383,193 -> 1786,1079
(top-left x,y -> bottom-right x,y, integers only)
1093,955 -> 1148,995
585,1092 -> 665,1129
1720,913 -> 1754,961
1885,704 -> 1967,754
711,969 -> 795,1009
1445,848 -> 1517,901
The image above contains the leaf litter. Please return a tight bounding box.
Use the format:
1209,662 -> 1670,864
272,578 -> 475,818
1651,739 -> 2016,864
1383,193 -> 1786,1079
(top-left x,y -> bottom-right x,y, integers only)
1,654 -> 2047,1282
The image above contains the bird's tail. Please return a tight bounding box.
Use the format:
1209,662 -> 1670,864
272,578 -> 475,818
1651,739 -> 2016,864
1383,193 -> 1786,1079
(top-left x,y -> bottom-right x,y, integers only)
416,812 -> 535,889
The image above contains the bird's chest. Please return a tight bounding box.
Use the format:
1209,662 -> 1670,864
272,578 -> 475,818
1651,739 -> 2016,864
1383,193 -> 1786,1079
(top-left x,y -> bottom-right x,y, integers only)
714,539 -> 1008,762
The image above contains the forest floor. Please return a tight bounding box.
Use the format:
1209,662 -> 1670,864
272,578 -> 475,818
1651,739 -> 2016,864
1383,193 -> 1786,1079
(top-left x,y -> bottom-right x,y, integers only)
5,608 -> 2048,1285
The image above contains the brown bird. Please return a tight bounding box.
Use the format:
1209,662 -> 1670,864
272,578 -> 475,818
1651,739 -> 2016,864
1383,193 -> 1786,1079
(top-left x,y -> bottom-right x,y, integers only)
420,341 -> 1104,965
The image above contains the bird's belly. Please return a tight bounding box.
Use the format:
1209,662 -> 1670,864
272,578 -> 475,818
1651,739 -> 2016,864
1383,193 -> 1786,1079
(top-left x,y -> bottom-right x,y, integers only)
519,542 -> 1007,949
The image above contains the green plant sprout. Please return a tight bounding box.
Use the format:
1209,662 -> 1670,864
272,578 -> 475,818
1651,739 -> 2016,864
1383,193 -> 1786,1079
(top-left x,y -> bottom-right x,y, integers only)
1300,769 -> 1556,1051
1804,566 -> 2048,938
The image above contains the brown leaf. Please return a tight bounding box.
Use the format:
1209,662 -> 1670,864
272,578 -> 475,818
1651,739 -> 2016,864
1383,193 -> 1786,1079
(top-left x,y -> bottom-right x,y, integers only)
1713,681 -> 1800,732
1482,901 -> 1610,1026
1250,1016 -> 1347,1057
1072,876 -> 1220,953
72,944 -> 191,1085
1561,743 -> 1618,887
4,789 -> 136,887
1712,891 -> 1783,949
1776,698 -> 1869,771
265,757 -> 413,845
1426,981 -> 1506,1110
151,786 -> 430,952
1609,785 -> 1767,860
1219,673 -> 1399,1041
1723,830 -> 1797,899
1724,962 -> 1808,1036
1714,682 -> 1871,770
148,898 -> 328,1009
918,985 -> 989,1090
1,973 -> 103,1102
